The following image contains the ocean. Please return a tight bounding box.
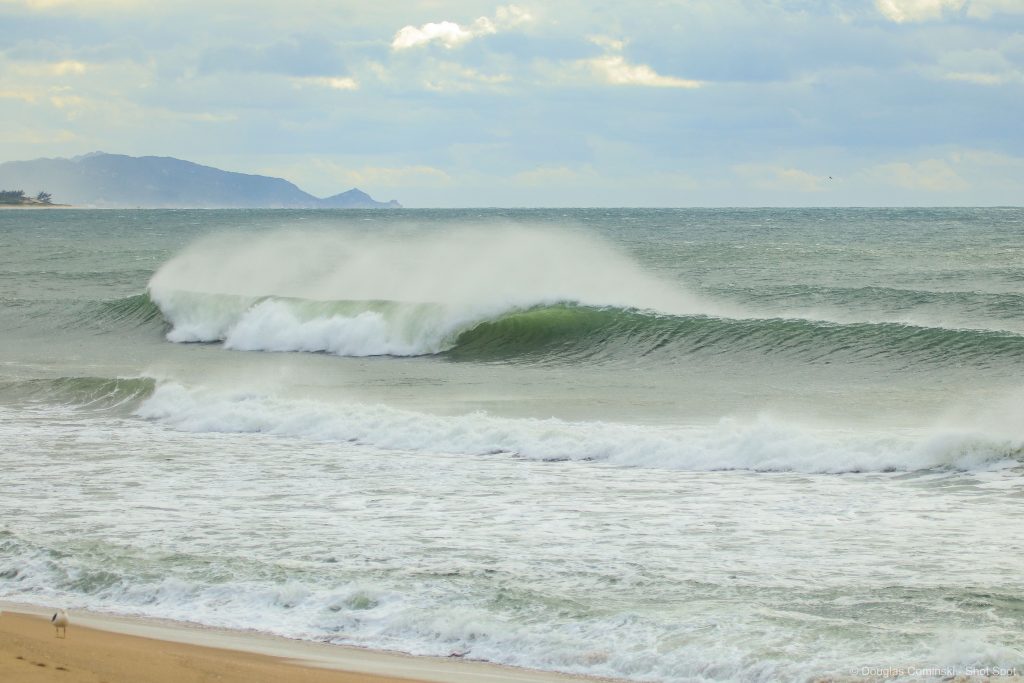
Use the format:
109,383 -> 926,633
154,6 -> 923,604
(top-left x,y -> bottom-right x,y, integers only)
1,207 -> 1022,682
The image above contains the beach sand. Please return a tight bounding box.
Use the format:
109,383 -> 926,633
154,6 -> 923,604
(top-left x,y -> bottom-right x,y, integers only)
0,605 -> 600,683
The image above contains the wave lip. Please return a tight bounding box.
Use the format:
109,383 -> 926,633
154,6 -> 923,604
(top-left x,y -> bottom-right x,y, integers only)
135,383 -> 1024,474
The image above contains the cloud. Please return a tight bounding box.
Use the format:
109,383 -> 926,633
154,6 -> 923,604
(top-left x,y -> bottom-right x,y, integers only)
874,0 -> 965,23
868,158 -> 968,191
942,70 -> 1021,85
292,76 -> 359,91
733,164 -> 827,192
966,0 -> 1024,19
0,125 -> 76,144
423,64 -> 510,92
0,0 -> 141,9
344,165 -> 453,187
0,89 -> 38,103
513,165 -> 596,186
583,55 -> 703,88
180,111 -> 238,123
49,60 -> 88,75
576,37 -> 702,89
391,4 -> 532,50
4,59 -> 90,79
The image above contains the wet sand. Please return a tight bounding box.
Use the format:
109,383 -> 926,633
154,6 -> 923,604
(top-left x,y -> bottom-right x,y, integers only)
0,605 -> 600,683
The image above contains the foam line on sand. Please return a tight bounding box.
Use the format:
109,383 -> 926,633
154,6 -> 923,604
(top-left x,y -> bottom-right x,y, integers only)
0,602 -> 606,683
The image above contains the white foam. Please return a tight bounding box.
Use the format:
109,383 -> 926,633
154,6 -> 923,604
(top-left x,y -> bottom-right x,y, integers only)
135,383 -> 1023,474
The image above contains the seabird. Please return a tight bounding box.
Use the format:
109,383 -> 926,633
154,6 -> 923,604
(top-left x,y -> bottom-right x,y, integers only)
51,609 -> 69,638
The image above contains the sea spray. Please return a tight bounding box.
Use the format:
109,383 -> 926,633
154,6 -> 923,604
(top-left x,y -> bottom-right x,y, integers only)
147,226 -> 720,347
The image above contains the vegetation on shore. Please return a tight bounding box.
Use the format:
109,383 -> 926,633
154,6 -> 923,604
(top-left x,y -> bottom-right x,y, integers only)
0,189 -> 64,206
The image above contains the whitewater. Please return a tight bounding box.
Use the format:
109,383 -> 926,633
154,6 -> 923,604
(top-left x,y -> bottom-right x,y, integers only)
2,208 -> 1023,682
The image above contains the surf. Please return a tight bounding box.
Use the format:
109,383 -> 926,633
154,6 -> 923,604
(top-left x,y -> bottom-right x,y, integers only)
134,382 -> 1024,474
145,228 -> 1024,366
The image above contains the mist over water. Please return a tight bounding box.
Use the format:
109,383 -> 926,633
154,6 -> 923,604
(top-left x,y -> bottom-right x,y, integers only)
2,208 -> 1024,682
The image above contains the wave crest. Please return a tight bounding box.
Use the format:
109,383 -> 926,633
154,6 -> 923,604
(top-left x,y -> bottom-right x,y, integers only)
148,292 -> 1024,366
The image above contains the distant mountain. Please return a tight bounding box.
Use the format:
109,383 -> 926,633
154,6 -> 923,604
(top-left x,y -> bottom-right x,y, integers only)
0,153 -> 402,208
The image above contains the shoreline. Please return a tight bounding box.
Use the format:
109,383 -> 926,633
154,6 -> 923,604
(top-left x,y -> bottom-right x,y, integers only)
0,600 -> 608,683
0,204 -> 74,209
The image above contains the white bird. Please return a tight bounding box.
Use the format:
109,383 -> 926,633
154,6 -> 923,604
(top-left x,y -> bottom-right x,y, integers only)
51,609 -> 69,638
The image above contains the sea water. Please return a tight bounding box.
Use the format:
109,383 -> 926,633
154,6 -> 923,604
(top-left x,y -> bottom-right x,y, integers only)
1,208 -> 1022,681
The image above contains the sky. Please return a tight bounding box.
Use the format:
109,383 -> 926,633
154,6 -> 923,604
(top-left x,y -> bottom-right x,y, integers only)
1,0 -> 1022,207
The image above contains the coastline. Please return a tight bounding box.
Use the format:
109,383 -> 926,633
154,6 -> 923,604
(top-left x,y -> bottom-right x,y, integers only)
0,204 -> 73,209
0,601 -> 608,683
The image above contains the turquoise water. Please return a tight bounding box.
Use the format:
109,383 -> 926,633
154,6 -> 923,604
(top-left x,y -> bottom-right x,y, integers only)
1,208 -> 1023,681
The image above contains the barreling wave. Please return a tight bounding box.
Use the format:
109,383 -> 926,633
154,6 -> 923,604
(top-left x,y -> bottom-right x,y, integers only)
144,228 -> 1024,366
149,290 -> 1024,367
137,383 -> 1024,474
0,376 -> 156,411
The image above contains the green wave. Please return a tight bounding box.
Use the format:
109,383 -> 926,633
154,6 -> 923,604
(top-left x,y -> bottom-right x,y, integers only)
0,376 -> 157,411
1,293 -> 166,334
447,304 -> 1024,366
90,293 -> 165,327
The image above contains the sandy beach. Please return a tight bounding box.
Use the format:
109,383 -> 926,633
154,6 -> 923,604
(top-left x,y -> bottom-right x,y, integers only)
0,604 -> 601,683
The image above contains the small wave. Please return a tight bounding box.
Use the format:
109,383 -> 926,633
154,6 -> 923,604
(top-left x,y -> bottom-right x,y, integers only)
710,283 -> 1024,334
90,293 -> 165,328
135,383 -> 1024,474
0,376 -> 156,411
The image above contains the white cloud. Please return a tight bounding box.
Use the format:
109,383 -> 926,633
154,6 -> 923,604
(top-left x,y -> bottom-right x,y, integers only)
875,0 -> 965,23
583,55 -> 702,88
733,164 -> 828,192
4,60 -> 89,79
49,60 -> 88,76
423,64 -> 511,92
868,158 -> 968,191
252,158 -> 452,195
391,4 -> 532,50
576,36 -> 702,89
950,149 -> 1024,168
513,165 -> 596,186
392,20 -> 486,50
181,112 -> 238,123
0,89 -> 39,103
292,76 -> 359,91
0,125 -> 76,144
943,70 -> 1021,84
966,0 -> 1024,19
0,0 -> 141,9
344,165 -> 453,187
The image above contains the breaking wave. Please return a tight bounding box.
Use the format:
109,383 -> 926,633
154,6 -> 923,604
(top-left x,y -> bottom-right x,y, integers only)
143,228 -> 1024,366
147,293 -> 1024,366
135,383 -> 1024,474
